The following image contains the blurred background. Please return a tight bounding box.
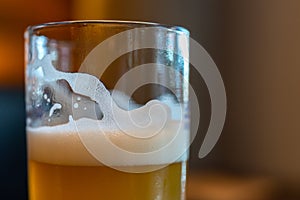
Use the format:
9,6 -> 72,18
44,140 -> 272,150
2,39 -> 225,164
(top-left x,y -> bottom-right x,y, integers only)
1,0 -> 300,199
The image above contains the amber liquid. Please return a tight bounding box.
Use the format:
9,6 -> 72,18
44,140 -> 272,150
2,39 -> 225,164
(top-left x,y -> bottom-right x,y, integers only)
28,160 -> 186,200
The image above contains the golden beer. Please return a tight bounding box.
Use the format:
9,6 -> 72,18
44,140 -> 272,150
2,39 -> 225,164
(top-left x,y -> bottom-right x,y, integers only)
28,160 -> 186,200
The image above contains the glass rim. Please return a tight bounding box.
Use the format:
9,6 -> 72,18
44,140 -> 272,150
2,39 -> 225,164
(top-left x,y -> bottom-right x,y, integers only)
25,20 -> 190,36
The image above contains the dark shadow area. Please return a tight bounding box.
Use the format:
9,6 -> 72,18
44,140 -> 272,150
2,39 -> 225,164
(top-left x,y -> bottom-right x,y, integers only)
0,88 -> 27,199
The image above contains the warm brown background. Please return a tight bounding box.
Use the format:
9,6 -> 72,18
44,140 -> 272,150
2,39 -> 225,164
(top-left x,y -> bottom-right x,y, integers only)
0,0 -> 71,86
1,0 -> 300,199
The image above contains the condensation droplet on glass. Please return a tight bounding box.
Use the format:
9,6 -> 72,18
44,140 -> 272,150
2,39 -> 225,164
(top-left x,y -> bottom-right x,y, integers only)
77,96 -> 81,101
43,94 -> 48,99
73,103 -> 79,109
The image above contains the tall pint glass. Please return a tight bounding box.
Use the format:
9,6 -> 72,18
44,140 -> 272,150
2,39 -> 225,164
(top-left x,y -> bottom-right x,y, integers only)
25,21 -> 190,200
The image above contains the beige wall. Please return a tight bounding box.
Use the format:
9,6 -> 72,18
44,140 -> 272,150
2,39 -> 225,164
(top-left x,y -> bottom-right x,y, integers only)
219,0 -> 300,186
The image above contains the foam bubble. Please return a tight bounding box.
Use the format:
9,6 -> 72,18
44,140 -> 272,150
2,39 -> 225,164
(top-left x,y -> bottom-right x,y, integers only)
73,103 -> 79,109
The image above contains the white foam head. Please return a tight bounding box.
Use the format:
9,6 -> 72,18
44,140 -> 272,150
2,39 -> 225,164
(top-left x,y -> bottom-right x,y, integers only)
27,118 -> 188,166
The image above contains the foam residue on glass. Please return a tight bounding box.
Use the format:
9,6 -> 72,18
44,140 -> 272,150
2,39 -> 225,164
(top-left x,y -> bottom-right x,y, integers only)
26,53 -> 188,168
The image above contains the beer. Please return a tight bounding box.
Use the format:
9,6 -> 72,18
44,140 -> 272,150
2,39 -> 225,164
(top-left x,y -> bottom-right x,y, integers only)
27,120 -> 188,200
29,161 -> 186,200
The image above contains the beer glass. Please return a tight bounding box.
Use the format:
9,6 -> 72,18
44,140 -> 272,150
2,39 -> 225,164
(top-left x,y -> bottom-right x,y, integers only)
25,20 -> 190,200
